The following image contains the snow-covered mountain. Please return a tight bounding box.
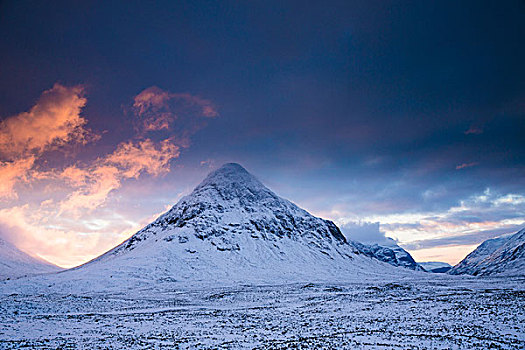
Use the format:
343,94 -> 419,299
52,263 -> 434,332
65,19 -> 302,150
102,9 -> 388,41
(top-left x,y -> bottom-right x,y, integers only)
449,237 -> 508,275
449,228 -> 525,276
63,163 -> 408,285
350,240 -> 425,271
0,237 -> 62,280
419,261 -> 451,273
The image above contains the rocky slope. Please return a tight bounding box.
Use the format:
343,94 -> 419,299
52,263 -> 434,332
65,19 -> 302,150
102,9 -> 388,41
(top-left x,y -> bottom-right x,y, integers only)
62,163 -> 407,287
350,240 -> 425,271
449,228 -> 525,276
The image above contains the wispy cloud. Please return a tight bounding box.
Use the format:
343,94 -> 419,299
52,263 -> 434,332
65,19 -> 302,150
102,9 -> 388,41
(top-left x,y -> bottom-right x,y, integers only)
0,84 -> 98,199
464,125 -> 483,135
0,157 -> 35,199
0,203 -> 166,267
58,139 -> 180,214
132,86 -> 218,145
456,162 -> 478,170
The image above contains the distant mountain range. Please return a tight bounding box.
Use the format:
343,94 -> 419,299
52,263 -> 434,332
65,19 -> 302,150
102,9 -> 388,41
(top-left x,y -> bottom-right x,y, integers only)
0,237 -> 62,280
419,262 -> 452,273
449,228 -> 525,276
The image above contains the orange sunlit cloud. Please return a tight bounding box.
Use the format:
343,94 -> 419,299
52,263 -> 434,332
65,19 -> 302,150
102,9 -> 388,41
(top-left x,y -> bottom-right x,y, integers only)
0,84 -> 97,199
0,157 -> 35,199
132,87 -> 218,145
0,84 -> 218,267
58,139 -> 181,215
0,84 -> 93,159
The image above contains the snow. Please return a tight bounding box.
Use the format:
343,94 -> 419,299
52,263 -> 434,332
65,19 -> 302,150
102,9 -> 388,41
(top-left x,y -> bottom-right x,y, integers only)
1,163 -> 523,348
350,241 -> 425,271
0,237 -> 62,280
1,275 -> 523,348
449,228 -> 525,276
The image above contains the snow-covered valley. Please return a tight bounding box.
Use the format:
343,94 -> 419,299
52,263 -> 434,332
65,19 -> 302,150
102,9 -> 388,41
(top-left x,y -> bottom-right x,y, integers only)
1,276 -> 523,349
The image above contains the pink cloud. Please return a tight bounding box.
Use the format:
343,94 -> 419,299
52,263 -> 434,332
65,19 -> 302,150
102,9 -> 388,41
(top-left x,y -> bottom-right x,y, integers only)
132,86 -> 172,115
60,165 -> 90,186
0,204 -> 151,268
132,86 -> 218,143
58,138 -> 180,214
456,162 -> 478,170
59,165 -> 121,213
0,157 -> 35,199
0,84 -> 218,266
0,84 -> 97,199
0,84 -> 95,159
106,138 -> 180,178
464,125 -> 483,135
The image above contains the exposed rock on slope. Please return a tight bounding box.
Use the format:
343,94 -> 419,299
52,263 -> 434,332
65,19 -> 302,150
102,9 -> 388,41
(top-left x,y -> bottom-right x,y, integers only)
70,163 -> 405,284
350,240 -> 425,271
449,228 -> 525,276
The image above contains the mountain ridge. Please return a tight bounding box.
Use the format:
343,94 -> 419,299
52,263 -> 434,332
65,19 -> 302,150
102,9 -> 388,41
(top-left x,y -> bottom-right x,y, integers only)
350,240 -> 425,271
449,228 -> 525,276
0,237 -> 62,280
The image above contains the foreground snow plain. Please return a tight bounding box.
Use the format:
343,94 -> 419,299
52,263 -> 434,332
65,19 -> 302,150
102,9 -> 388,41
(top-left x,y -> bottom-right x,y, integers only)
1,274 -> 523,349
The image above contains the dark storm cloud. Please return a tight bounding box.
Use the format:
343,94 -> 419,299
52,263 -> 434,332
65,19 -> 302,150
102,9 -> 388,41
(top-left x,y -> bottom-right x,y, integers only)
0,0 -> 524,261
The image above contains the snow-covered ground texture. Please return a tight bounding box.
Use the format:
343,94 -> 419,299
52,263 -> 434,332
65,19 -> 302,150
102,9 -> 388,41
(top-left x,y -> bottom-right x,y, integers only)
0,237 -> 62,280
350,240 -> 425,271
449,228 -> 525,276
0,276 -> 523,349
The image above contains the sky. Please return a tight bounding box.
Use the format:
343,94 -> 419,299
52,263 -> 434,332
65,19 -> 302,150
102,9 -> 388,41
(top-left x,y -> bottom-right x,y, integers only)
0,0 -> 523,267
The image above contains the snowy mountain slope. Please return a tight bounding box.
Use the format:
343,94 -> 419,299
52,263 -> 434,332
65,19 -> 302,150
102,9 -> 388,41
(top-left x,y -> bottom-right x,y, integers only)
0,237 -> 62,280
448,236 -> 508,275
449,228 -> 525,276
419,262 -> 451,273
350,240 -> 425,271
57,163 -> 412,287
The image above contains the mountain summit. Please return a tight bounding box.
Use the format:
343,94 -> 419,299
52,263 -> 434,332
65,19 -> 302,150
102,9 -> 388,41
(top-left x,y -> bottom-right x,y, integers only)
195,163 -> 273,200
71,163 -> 398,284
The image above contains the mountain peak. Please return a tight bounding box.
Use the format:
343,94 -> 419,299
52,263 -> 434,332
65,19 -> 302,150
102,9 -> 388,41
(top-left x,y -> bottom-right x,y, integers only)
217,162 -> 247,171
193,163 -> 273,202
200,163 -> 256,185
86,161 -> 354,272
